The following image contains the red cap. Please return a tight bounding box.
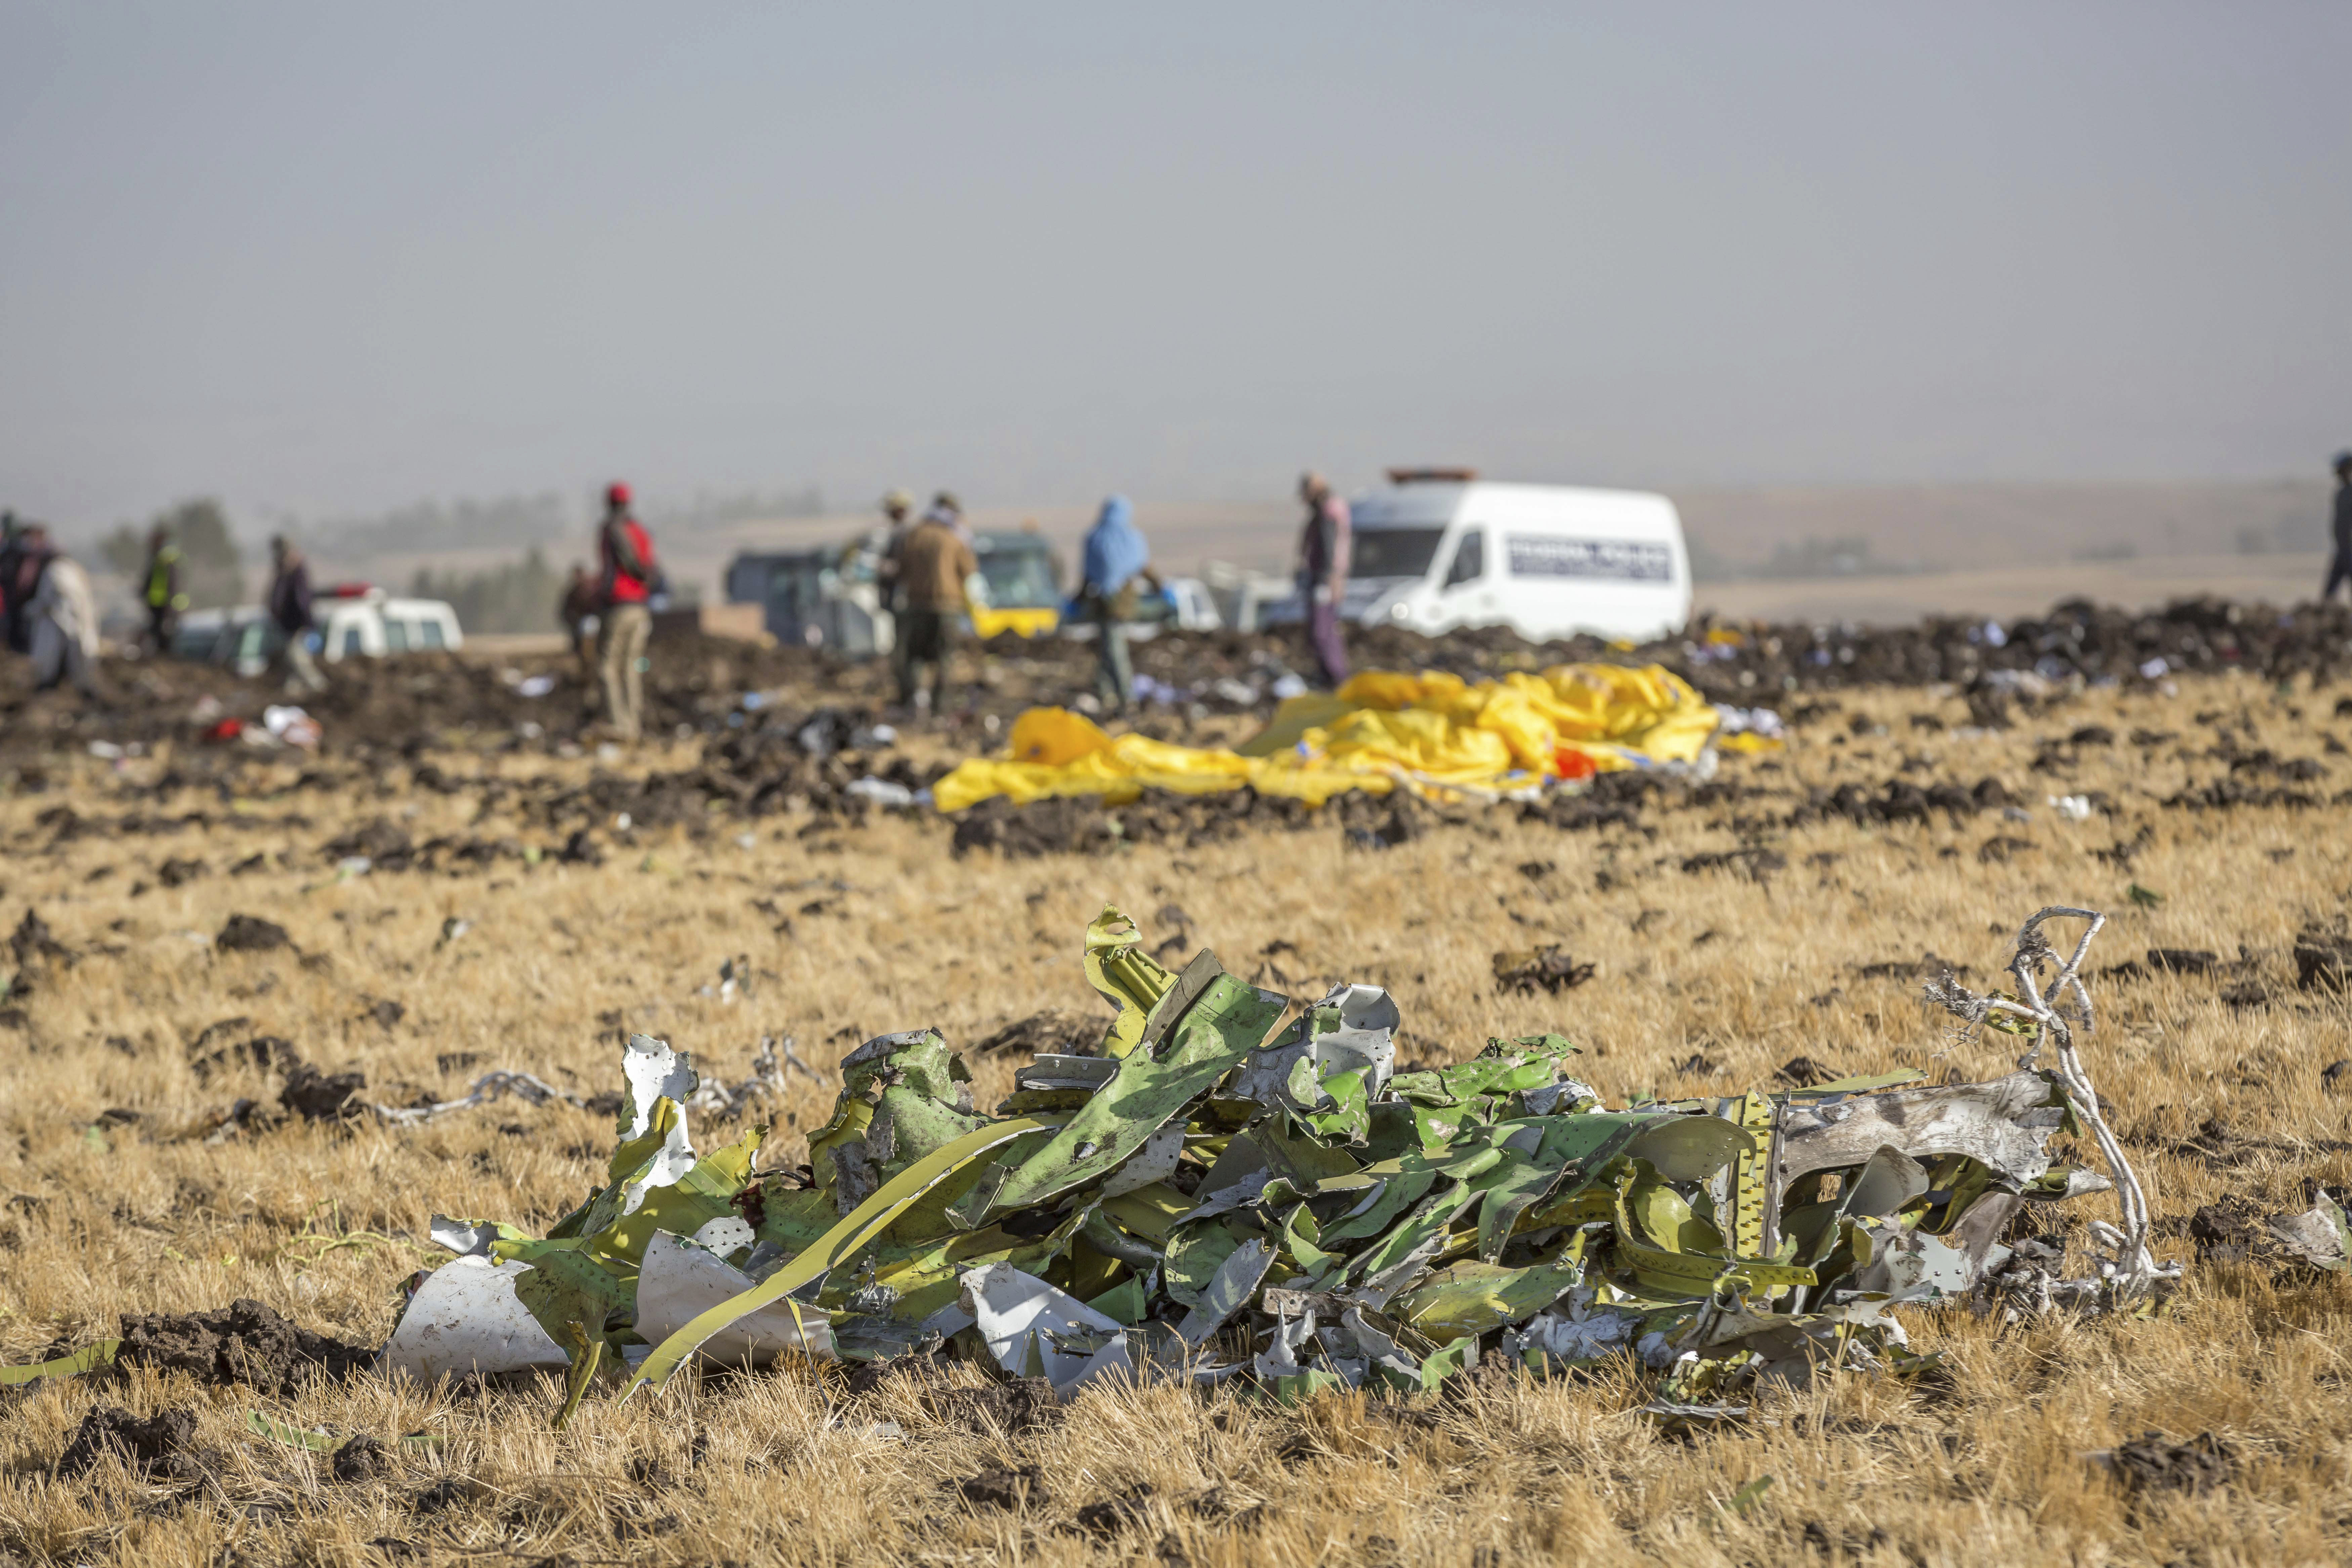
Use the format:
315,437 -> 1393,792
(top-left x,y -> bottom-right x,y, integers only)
605,481 -> 632,508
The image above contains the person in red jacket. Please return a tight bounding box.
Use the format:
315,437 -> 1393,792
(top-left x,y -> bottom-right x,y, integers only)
596,482 -> 656,741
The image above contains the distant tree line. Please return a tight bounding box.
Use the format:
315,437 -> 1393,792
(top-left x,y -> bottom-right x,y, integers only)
98,498 -> 246,608
409,547 -> 565,635
295,484 -> 828,558
650,485 -> 827,530
302,492 -> 575,556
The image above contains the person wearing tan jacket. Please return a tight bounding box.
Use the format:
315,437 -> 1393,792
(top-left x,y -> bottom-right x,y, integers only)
885,498 -> 978,714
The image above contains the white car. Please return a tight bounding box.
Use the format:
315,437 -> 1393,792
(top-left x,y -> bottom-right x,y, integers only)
1266,470 -> 1693,644
173,586 -> 464,676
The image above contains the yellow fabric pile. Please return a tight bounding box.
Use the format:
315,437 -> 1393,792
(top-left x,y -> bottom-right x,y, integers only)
932,663 -> 1723,813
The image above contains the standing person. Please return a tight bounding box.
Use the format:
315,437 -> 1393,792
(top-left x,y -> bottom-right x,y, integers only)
884,497 -> 978,715
558,563 -> 599,675
595,482 -> 656,742
1078,495 -> 1157,715
22,528 -> 98,696
927,491 -> 972,542
2325,452 -> 2352,604
879,490 -> 914,552
874,490 -> 918,688
1295,471 -> 1352,687
873,491 -> 917,604
267,535 -> 327,693
142,523 -> 187,654
0,512 -> 33,654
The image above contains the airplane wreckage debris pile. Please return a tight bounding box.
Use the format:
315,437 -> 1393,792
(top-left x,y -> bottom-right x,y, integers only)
13,905 -> 2350,1429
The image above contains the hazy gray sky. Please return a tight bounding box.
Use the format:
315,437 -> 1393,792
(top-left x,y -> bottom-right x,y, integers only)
3,2 -> 2347,528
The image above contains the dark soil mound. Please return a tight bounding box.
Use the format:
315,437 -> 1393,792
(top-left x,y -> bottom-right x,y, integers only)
56,1405 -> 203,1480
117,1297 -> 373,1396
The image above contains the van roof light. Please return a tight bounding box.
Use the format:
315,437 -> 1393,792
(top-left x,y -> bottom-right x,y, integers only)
1385,466 -> 1478,485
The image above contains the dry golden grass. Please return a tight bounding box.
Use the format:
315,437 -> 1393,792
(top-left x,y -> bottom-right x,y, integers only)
4,671 -> 2352,1566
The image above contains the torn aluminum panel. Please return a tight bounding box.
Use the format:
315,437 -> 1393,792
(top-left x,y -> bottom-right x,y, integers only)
635,1232 -> 835,1365
688,1216 -> 757,1257
617,1034 -> 699,1211
1015,1054 -> 1120,1094
1851,1220 -> 1976,1302
379,1256 -> 570,1382
2269,1191 -> 2350,1272
1766,1073 -> 2065,1251
959,1263 -> 1133,1395
1228,982 -> 1399,1111
1100,1125 -> 1187,1198
1503,1298 -> 1642,1368
621,1033 -> 700,1137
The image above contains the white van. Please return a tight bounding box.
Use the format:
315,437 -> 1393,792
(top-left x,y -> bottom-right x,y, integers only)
173,586 -> 464,676
1279,471 -> 1692,644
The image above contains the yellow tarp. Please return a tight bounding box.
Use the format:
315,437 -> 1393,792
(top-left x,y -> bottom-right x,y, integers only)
932,663 -> 1721,813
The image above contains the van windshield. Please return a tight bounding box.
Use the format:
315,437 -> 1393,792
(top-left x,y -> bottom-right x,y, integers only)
1351,528 -> 1447,580
978,546 -> 1059,609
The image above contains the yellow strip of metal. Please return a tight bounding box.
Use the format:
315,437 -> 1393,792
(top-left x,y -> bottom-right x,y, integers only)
1615,1234 -> 1817,1294
1731,1091 -> 1774,1261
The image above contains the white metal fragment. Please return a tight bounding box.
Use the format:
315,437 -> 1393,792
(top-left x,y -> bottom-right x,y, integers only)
634,1232 -> 835,1365
1853,1221 -> 1976,1301
1228,983 -> 1399,1109
1100,1126 -> 1187,1198
1505,1299 -> 1641,1365
1923,905 -> 2179,1302
2268,1191 -> 2350,1272
959,1263 -> 1133,1395
1255,1305 -> 1318,1380
369,1070 -> 588,1128
622,1034 -> 700,1137
618,1034 -> 699,1214
428,1216 -> 500,1257
1307,983 -> 1401,1093
379,1256 -> 569,1382
689,1217 -> 756,1256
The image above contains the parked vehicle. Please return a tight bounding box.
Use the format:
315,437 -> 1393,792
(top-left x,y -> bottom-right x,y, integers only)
725,544 -> 891,654
969,529 -> 1063,639
1199,560 -> 1292,634
171,586 -> 463,676
1263,470 -> 1691,643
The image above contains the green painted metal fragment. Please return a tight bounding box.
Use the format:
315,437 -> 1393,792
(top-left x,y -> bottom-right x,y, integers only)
988,970 -> 1284,1215
0,1339 -> 119,1386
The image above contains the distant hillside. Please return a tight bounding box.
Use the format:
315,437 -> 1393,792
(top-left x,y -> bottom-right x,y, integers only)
1669,478 -> 2331,579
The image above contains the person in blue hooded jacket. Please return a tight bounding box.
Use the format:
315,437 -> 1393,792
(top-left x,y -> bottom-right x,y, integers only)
1078,495 -> 1159,715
